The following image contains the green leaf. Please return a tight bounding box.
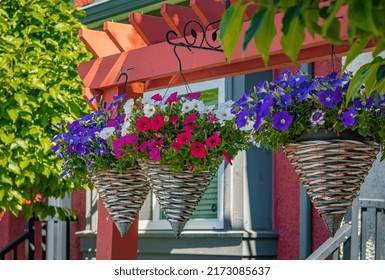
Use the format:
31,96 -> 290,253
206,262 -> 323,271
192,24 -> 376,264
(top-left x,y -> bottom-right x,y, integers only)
243,8 -> 267,51
254,6 -> 277,65
348,0 -> 378,34
281,17 -> 305,64
373,39 -> 385,58
302,5 -> 322,36
323,17 -> 342,45
0,132 -> 15,145
377,65 -> 385,83
346,63 -> 370,102
220,0 -> 248,61
282,3 -> 303,35
1,175 -> 13,186
0,189 -> 4,201
343,35 -> 371,70
7,109 -> 19,123
321,0 -> 346,38
8,163 -> 21,175
39,137 -> 52,152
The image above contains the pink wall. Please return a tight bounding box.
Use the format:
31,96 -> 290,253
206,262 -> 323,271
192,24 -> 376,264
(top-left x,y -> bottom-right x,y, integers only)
71,190 -> 86,260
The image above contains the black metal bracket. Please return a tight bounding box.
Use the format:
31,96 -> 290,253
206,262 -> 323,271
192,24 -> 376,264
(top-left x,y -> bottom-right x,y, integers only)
117,67 -> 134,95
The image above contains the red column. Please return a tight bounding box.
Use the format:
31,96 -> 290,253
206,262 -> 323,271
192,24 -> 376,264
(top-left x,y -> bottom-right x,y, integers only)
96,198 -> 138,260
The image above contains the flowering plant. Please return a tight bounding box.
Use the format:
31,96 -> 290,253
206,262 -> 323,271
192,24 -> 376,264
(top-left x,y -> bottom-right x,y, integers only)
232,71 -> 385,159
50,95 -> 135,185
103,92 -> 251,173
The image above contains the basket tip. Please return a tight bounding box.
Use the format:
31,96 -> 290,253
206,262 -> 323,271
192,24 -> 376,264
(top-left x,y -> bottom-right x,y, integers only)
169,220 -> 187,238
115,222 -> 131,238
321,214 -> 344,237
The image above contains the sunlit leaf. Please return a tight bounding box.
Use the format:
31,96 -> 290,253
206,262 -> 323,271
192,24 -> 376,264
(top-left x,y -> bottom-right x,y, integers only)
254,6 -> 277,65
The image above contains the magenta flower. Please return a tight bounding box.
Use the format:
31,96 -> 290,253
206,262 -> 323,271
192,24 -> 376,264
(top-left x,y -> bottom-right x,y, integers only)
184,112 -> 197,124
223,150 -> 232,165
165,92 -> 181,104
151,94 -> 163,101
205,134 -> 221,148
169,115 -> 180,125
176,131 -> 192,145
149,148 -> 161,161
171,141 -> 181,151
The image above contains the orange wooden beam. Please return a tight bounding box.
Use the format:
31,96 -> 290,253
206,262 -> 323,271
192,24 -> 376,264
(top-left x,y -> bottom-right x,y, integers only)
161,4 -> 203,37
78,29 -> 121,58
129,13 -> 172,45
104,22 -> 147,52
190,0 -> 225,28
78,5 -> 363,93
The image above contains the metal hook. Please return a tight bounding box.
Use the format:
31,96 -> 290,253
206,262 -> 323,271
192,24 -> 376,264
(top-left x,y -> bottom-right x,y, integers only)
117,67 -> 134,95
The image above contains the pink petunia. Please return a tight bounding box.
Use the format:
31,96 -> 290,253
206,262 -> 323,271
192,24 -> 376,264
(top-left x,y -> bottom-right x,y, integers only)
115,149 -> 125,159
189,166 -> 196,173
149,148 -> 161,161
205,134 -> 221,148
165,92 -> 181,104
176,131 -> 192,145
184,112 -> 197,125
151,93 -> 163,101
190,142 -> 207,159
151,114 -> 165,132
107,119 -> 118,127
223,150 -> 232,165
183,124 -> 199,131
171,141 -> 181,151
135,117 -> 151,132
185,92 -> 201,100
208,113 -> 217,123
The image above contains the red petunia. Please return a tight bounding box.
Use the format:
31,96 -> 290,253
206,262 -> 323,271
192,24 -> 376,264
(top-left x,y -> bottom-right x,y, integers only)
190,141 -> 207,158
135,117 -> 151,132
184,112 -> 197,125
223,150 -> 232,165
151,114 -> 165,132
172,141 -> 181,151
176,131 -> 192,145
183,124 -> 199,131
151,93 -> 163,101
169,115 -> 180,125
205,134 -> 221,148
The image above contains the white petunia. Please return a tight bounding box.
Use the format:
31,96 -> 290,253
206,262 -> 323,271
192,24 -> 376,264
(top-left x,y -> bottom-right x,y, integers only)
121,121 -> 131,136
218,100 -> 234,109
141,95 -> 158,106
200,104 -> 215,115
143,104 -> 155,118
239,120 -> 255,131
123,99 -> 135,115
181,101 -> 193,113
215,106 -> 235,121
99,127 -> 115,140
191,100 -> 205,112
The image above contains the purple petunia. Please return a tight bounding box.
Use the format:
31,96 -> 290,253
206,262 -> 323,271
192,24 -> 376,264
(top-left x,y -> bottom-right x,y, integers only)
272,111 -> 293,131
318,89 -> 342,109
341,106 -> 357,127
278,94 -> 292,108
310,109 -> 325,126
236,108 -> 251,129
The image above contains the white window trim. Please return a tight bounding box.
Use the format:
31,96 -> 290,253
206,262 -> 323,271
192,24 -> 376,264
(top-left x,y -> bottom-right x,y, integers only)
139,78 -> 226,231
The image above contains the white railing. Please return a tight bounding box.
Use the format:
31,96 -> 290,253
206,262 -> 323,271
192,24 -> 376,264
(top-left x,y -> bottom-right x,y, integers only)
307,198 -> 385,260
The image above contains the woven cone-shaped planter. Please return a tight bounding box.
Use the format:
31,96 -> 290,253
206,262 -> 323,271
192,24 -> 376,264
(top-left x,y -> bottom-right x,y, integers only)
90,167 -> 149,238
283,132 -> 379,236
139,159 -> 216,238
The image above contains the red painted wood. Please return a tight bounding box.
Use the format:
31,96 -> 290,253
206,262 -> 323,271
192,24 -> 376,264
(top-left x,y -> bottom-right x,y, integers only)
129,13 -> 172,45
190,0 -> 226,28
96,198 -> 138,260
78,5 -> 353,91
78,29 -> 121,58
161,4 -> 203,37
71,191 -> 86,260
104,22 -> 147,52
0,212 -> 28,259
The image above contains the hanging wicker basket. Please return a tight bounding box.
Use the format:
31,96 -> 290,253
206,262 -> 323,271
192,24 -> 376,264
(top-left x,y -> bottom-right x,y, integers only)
282,131 -> 379,236
90,167 -> 150,238
139,159 -> 216,238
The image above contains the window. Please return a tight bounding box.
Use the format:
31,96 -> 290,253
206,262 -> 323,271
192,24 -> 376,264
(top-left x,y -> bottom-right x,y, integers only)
139,78 -> 225,231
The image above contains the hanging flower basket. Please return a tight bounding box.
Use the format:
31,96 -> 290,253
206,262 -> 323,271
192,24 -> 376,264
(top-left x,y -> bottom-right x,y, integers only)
282,131 -> 379,236
90,167 -> 150,238
139,159 -> 216,237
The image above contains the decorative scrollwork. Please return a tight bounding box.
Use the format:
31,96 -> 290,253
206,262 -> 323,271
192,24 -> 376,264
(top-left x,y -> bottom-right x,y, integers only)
166,19 -> 223,52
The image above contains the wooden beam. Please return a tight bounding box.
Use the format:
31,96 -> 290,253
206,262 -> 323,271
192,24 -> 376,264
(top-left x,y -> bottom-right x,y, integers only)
129,13 -> 172,45
103,22 -> 147,52
161,4 -> 203,37
78,29 -> 121,58
190,0 -> 226,28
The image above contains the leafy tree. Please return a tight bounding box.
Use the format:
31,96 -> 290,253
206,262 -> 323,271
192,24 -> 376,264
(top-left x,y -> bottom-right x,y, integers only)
220,0 -> 385,101
0,0 -> 92,219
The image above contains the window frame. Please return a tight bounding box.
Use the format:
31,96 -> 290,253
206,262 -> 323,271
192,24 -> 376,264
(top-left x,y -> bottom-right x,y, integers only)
138,78 -> 226,231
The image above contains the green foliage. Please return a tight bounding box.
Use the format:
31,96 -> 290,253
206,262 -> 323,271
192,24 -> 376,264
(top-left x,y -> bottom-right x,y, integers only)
220,0 -> 385,102
0,0 -> 92,219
